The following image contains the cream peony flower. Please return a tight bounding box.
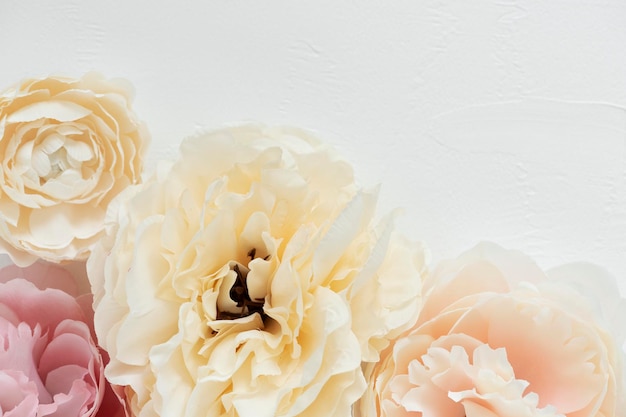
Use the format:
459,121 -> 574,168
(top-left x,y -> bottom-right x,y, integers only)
0,73 -> 149,265
357,242 -> 626,417
88,125 -> 427,417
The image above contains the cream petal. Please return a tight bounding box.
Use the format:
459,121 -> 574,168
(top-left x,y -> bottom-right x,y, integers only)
39,133 -> 67,154
351,228 -> 426,362
31,147 -> 52,177
40,169 -> 85,197
312,192 -> 368,285
14,139 -> 36,171
150,335 -> 194,417
349,212 -> 394,297
2,183 -> 55,209
0,238 -> 37,267
239,211 -> 271,257
116,301 -> 179,368
215,268 -> 239,314
0,198 -> 20,227
247,257 -> 272,302
232,391 -> 281,417
63,138 -> 94,162
7,100 -> 92,123
28,204 -> 104,249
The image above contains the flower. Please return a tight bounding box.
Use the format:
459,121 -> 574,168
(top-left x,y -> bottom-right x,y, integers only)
88,125 -> 427,417
357,242 -> 626,417
0,73 -> 149,266
0,260 -> 125,417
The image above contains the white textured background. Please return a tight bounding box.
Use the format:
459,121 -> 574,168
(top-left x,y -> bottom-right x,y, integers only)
1,1 -> 625,294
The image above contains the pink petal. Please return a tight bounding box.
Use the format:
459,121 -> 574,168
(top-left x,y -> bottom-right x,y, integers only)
39,331 -> 94,382
0,323 -> 51,403
0,279 -> 84,331
40,379 -> 96,417
0,262 -> 79,297
0,305 -> 20,327
0,371 -> 39,415
45,365 -> 90,403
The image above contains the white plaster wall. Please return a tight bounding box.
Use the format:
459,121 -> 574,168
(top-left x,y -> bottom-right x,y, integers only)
1,1 -> 625,293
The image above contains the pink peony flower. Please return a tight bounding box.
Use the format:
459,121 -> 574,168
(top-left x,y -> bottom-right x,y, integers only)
0,261 -> 125,417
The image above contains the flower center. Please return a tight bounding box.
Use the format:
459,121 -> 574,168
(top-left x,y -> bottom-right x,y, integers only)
31,134 -> 94,184
216,248 -> 269,322
41,147 -> 69,181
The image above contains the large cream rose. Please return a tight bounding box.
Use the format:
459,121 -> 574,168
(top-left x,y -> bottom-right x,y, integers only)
358,242 -> 626,417
88,125 -> 427,417
0,73 -> 149,265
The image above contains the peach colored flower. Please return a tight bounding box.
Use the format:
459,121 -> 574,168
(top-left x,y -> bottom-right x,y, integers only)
0,260 -> 125,417
0,73 -> 149,266
88,125 -> 427,417
357,242 -> 626,417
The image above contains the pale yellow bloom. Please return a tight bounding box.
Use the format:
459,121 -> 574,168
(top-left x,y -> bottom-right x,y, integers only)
88,125 -> 427,417
0,73 -> 149,265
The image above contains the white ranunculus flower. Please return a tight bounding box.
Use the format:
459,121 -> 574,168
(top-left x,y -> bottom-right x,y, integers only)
357,242 -> 626,417
0,73 -> 149,265
88,125 -> 427,417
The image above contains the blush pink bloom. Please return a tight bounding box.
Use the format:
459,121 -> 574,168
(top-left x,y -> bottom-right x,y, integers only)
357,242 -> 626,417
0,261 -> 125,417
